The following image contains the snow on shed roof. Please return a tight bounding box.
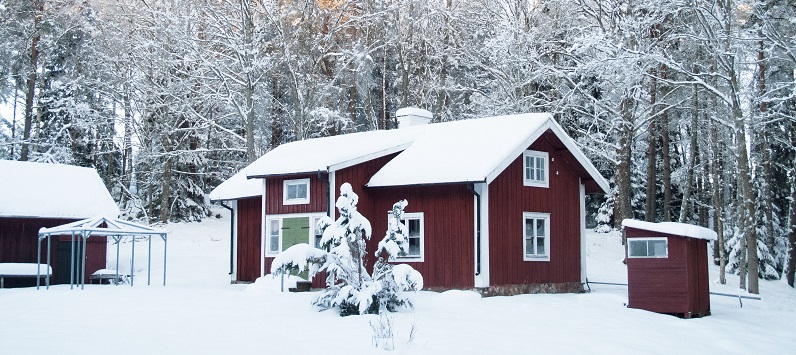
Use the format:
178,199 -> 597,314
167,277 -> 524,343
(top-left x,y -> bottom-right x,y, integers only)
209,167 -> 262,201
0,160 -> 119,219
621,219 -> 718,241
245,129 -> 418,178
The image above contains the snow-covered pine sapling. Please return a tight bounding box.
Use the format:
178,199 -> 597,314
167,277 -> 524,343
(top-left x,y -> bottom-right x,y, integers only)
373,200 -> 424,312
270,184 -> 422,316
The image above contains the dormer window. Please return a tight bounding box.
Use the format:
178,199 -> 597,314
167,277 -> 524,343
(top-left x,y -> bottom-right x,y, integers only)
523,150 -> 549,188
283,178 -> 310,205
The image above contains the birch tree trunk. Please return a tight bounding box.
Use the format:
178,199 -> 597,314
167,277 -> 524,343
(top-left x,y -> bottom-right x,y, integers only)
645,69 -> 658,222
20,0 -> 43,161
679,83 -> 700,222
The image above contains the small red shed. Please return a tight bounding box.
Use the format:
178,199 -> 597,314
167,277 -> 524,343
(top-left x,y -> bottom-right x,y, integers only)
621,219 -> 717,318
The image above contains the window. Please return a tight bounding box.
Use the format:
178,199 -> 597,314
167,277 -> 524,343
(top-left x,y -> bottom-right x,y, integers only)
396,213 -> 424,262
523,212 -> 550,261
628,238 -> 668,258
523,150 -> 549,188
267,219 -> 281,255
283,178 -> 310,205
265,214 -> 326,256
312,216 -> 324,249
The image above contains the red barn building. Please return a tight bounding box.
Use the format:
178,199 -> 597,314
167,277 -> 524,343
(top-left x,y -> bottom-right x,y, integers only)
622,219 -> 716,318
0,160 -> 119,287
211,109 -> 609,294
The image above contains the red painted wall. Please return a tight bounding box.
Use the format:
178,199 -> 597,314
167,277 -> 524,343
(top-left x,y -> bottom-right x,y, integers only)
236,196 -> 262,282
488,133 -> 583,287
625,227 -> 711,317
366,184 -> 476,289
265,174 -> 327,215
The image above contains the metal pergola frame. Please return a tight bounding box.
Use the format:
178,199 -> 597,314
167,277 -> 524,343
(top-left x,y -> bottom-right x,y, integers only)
36,216 -> 168,290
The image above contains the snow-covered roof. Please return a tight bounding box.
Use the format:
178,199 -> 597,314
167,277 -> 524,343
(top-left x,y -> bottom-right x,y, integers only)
219,112 -> 610,197
621,219 -> 718,241
209,168 -> 262,201
39,215 -> 166,236
245,129 -> 417,178
0,160 -> 119,219
369,113 -> 581,187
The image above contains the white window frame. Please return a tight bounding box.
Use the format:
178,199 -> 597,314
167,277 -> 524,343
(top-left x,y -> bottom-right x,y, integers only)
523,150 -> 549,188
265,213 -> 327,256
283,178 -> 310,205
628,237 -> 669,258
394,212 -> 425,262
523,212 -> 551,261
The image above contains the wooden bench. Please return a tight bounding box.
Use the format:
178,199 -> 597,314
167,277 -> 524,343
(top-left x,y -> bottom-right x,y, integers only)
0,263 -> 52,288
90,269 -> 129,285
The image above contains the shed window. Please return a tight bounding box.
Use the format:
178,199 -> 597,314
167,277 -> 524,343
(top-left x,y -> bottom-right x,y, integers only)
396,213 -> 424,262
628,238 -> 668,258
283,178 -> 310,205
523,150 -> 549,188
523,212 -> 550,261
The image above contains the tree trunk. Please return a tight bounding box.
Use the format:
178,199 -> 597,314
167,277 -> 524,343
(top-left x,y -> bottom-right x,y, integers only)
660,65 -> 672,221
710,105 -> 726,282
788,170 -> 796,287
679,84 -> 700,222
160,157 -> 173,223
615,97 -> 635,261
20,0 -> 43,161
645,69 -> 658,222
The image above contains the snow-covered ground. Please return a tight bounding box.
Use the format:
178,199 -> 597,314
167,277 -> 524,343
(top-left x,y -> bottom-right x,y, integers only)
1,209 -> 794,354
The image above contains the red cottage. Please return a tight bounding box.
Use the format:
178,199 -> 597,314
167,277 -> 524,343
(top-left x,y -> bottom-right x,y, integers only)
622,219 -> 716,318
211,109 -> 610,294
0,160 -> 119,287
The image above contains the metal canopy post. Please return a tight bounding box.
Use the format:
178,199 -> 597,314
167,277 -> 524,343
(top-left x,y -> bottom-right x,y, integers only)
46,235 -> 51,289
81,231 -> 88,290
163,234 -> 167,286
36,234 -> 42,290
131,235 -> 135,287
115,236 -> 121,286
147,235 -> 152,286
70,231 -> 75,289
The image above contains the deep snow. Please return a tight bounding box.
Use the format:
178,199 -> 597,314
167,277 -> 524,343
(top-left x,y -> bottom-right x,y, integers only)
1,209 -> 793,354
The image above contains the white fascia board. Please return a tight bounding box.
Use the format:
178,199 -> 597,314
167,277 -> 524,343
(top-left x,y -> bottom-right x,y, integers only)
545,119 -> 611,194
579,180 -> 587,284
260,178 -> 267,278
474,182 -> 490,288
326,142 -> 413,173
484,120 -> 551,185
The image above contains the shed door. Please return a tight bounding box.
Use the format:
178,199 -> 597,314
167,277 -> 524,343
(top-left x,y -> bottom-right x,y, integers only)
56,240 -> 83,284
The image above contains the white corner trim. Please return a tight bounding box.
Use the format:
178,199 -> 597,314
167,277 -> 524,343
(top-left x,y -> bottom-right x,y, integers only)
474,182 -> 490,288
260,178 -> 267,278
579,180 -> 587,284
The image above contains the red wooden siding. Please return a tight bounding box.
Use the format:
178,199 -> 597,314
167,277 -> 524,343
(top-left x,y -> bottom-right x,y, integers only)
488,131 -> 583,287
0,217 -> 107,285
625,227 -> 711,317
265,174 -> 327,215
366,184 -> 475,289
236,196 -> 262,282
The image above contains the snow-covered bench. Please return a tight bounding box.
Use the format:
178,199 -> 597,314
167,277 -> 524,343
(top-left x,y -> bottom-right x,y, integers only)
0,263 -> 52,288
89,269 -> 129,285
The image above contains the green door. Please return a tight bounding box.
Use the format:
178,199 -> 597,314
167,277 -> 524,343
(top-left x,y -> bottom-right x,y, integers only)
282,217 -> 310,279
56,240 -> 83,284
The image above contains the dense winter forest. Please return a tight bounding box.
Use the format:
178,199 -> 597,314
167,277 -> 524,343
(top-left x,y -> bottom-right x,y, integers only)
0,0 -> 793,292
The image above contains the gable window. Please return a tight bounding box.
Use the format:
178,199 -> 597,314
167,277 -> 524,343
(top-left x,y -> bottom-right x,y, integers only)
283,178 -> 310,205
396,212 -> 424,262
628,238 -> 668,258
523,212 -> 550,261
523,150 -> 549,188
